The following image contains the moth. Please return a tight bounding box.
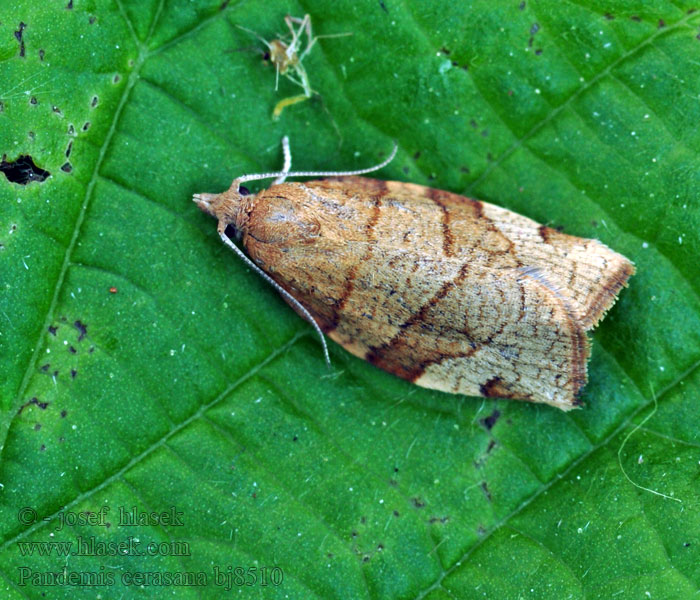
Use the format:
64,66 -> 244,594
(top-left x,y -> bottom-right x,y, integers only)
194,138 -> 634,410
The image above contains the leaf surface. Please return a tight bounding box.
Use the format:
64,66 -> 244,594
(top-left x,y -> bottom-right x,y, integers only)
1,1 -> 699,598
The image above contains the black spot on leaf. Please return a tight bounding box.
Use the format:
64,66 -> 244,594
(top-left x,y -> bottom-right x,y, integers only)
74,320 -> 87,341
17,397 -> 49,415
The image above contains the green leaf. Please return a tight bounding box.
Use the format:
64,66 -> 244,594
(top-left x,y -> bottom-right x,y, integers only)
1,1 -> 699,598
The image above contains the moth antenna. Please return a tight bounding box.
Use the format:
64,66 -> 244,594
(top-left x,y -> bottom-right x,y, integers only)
233,141 -> 398,190
236,24 -> 273,50
217,227 -> 331,367
273,135 -> 292,184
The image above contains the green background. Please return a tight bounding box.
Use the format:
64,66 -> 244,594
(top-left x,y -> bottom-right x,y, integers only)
1,0 -> 699,598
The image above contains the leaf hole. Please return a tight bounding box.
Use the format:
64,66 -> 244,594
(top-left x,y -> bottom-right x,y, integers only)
74,320 -> 87,341
90,95 -> 99,108
30,96 -> 38,105
89,15 -> 97,24
0,154 -> 51,184
479,409 -> 500,430
65,141 -> 73,158
14,22 -> 26,58
61,162 -> 73,173
39,48 -> 45,61
66,0 -> 73,8
82,121 -> 91,131
112,74 -> 121,84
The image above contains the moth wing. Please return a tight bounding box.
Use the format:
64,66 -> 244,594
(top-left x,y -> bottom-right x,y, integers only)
250,178 -> 632,409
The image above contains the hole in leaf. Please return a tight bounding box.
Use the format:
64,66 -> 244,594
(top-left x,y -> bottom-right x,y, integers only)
0,154 -> 51,184
480,409 -> 501,431
82,121 -> 91,131
74,320 -> 87,341
14,22 -> 26,58
61,162 -> 73,173
90,95 -> 99,108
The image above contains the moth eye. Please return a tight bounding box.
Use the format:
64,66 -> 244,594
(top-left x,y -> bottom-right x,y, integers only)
224,224 -> 241,241
239,185 -> 251,196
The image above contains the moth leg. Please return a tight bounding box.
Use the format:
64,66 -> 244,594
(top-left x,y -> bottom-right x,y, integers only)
284,14 -> 307,60
273,135 -> 293,184
216,221 -> 330,366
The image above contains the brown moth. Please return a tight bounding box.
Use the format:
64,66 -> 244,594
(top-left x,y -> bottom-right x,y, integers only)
194,138 -> 634,411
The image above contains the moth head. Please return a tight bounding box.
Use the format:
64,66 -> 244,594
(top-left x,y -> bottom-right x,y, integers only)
192,179 -> 253,236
